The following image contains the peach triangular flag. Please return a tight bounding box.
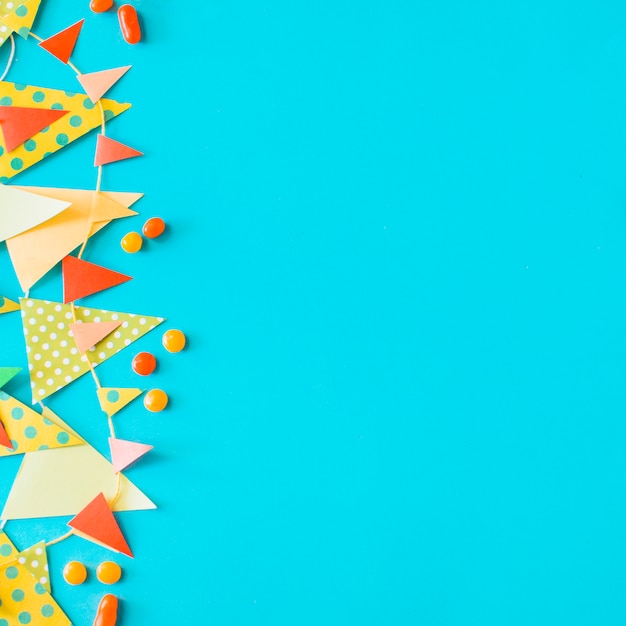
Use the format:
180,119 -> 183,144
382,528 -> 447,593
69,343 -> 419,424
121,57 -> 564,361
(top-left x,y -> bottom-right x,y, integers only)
109,438 -> 153,473
77,66 -> 131,104
89,192 -> 139,223
38,19 -> 84,64
70,321 -> 122,354
94,135 -> 143,166
97,388 -> 143,418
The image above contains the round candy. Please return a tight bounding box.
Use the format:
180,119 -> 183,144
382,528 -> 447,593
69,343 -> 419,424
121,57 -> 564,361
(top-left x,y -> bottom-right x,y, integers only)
96,561 -> 122,585
162,329 -> 186,353
90,0 -> 113,12
132,352 -> 156,376
63,561 -> 87,585
121,232 -> 143,253
142,217 -> 166,239
118,4 -> 141,44
144,389 -> 168,412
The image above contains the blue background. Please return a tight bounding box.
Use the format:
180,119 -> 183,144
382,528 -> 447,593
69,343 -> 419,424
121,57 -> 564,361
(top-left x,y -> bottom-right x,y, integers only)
2,0 -> 626,624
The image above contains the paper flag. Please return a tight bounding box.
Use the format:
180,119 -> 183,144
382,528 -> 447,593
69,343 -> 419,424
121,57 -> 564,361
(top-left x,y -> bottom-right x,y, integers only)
0,81 -> 130,182
21,298 -> 165,402
89,191 -> 139,223
0,367 -> 20,388
109,437 -> 153,473
0,0 -> 41,46
38,18 -> 84,63
7,188 -> 141,291
0,418 -> 13,449
69,493 -> 133,557
17,541 -> 50,592
0,184 -> 71,242
98,388 -> 143,417
1,442 -> 156,519
70,321 -> 122,353
0,531 -> 17,564
77,65 -> 132,103
94,134 -> 143,166
0,390 -> 83,456
0,296 -> 19,314
0,106 -> 69,152
63,255 -> 132,302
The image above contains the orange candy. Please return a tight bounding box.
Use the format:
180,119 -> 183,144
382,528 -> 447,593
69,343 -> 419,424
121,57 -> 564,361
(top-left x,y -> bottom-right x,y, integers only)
121,232 -> 142,253
63,561 -> 87,585
132,352 -> 156,376
162,329 -> 186,353
96,561 -> 122,585
144,389 -> 168,412
94,594 -> 118,626
90,0 -> 113,12
142,217 -> 166,239
118,4 -> 141,44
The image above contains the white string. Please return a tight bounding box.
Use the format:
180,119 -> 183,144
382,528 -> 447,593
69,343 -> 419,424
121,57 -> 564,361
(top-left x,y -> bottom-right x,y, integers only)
0,519 -> 7,530
0,34 -> 15,82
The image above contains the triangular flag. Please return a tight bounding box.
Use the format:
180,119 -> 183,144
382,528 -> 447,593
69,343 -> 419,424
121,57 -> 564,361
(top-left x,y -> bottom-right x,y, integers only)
0,81 -> 130,181
0,418 -> 13,449
0,0 -> 42,45
98,388 -> 143,418
0,184 -> 71,241
77,65 -> 131,103
0,367 -> 21,388
0,531 -> 17,565
89,191 -> 139,223
21,298 -> 165,403
1,441 -> 156,519
94,134 -> 143,166
63,256 -> 132,303
68,493 -> 133,557
0,296 -> 19,314
6,188 -> 141,291
70,321 -> 122,353
109,437 -> 153,473
0,106 -> 68,152
0,391 -> 83,456
38,18 -> 83,63
17,541 -> 50,592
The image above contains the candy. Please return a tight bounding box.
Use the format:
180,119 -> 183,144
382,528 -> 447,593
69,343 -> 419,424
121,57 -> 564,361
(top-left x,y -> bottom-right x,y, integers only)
96,561 -> 122,585
121,231 -> 142,253
143,217 -> 166,239
118,4 -> 141,44
144,388 -> 168,412
90,0 -> 113,12
162,329 -> 186,353
63,560 -> 87,585
94,594 -> 118,626
132,351 -> 156,376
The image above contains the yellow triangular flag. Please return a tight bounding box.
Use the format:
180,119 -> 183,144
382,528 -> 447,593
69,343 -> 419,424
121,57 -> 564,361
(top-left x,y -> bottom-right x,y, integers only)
0,0 -> 41,45
0,296 -> 19,314
97,387 -> 143,417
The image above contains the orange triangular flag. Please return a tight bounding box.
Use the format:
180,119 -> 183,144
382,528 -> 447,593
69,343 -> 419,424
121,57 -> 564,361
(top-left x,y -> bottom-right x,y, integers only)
63,256 -> 132,303
77,66 -> 132,104
70,321 -> 122,354
38,19 -> 84,64
68,492 -> 133,557
94,135 -> 143,166
0,106 -> 69,152
109,438 -> 153,473
0,420 -> 14,450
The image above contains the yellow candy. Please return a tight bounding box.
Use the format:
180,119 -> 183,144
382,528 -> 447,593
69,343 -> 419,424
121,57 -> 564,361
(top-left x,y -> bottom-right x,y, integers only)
144,389 -> 168,412
162,329 -> 186,353
121,232 -> 143,253
63,560 -> 87,585
97,561 -> 122,585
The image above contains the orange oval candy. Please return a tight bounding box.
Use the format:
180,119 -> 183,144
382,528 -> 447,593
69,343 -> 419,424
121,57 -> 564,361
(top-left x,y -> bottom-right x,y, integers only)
96,561 -> 122,585
90,0 -> 113,12
144,389 -> 168,412
118,4 -> 141,44
63,561 -> 87,585
143,217 -> 165,239
132,352 -> 156,376
94,594 -> 118,626
163,329 -> 186,353
121,232 -> 142,253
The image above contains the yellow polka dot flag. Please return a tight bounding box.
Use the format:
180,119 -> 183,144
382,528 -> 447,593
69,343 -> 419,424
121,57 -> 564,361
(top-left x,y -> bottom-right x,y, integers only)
0,391 -> 83,457
17,541 -> 50,592
0,81 -> 130,181
0,0 -> 41,47
21,298 -> 165,403
0,296 -> 19,314
97,387 -> 144,417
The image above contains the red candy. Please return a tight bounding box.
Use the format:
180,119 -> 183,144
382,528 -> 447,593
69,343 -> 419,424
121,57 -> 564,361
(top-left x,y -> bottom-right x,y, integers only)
142,217 -> 165,239
132,352 -> 156,376
94,594 -> 118,626
118,4 -> 141,44
90,0 -> 113,12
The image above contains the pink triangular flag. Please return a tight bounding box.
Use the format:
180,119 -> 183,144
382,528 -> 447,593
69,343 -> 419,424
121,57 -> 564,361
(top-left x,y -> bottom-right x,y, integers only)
94,135 -> 143,166
77,66 -> 132,104
70,321 -> 122,353
109,437 -> 153,473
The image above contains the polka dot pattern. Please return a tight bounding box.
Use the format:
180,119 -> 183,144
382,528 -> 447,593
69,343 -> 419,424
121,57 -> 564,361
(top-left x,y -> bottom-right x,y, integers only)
16,542 -> 50,593
0,0 -> 39,47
